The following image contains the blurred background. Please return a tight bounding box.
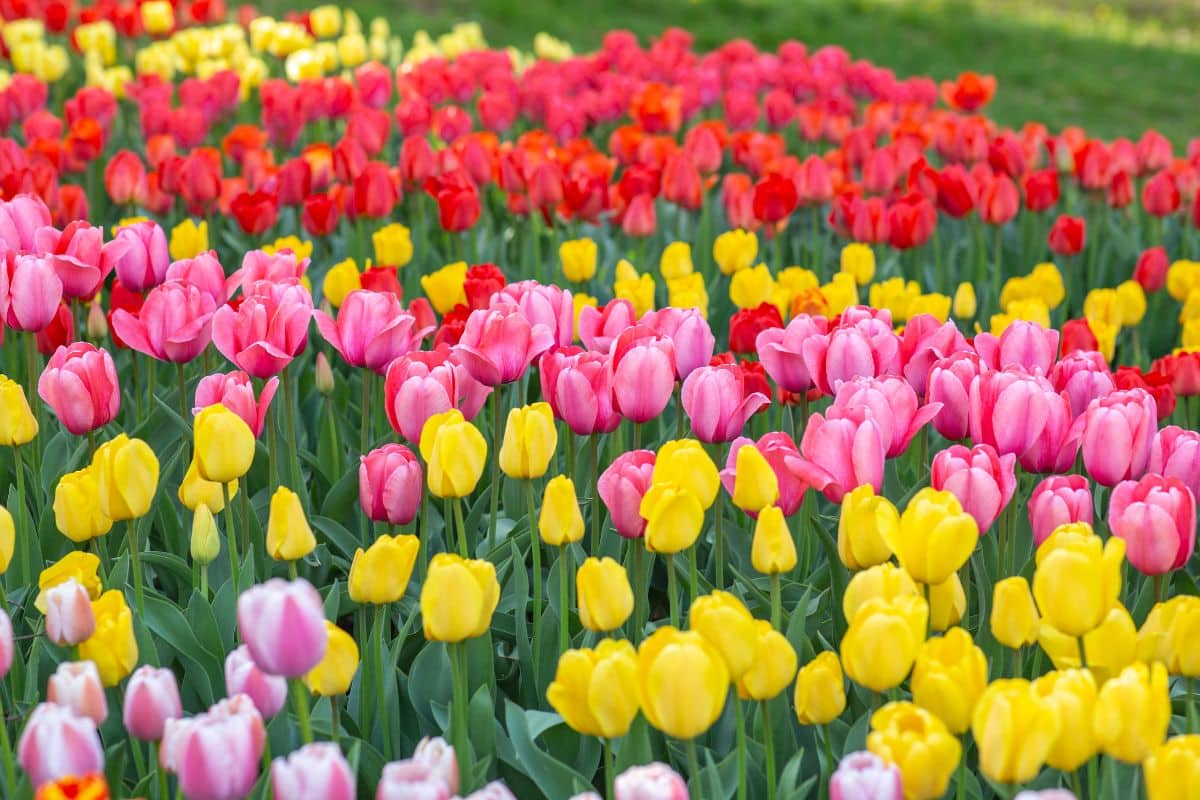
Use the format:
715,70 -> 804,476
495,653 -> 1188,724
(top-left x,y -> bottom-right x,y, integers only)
261,0 -> 1200,144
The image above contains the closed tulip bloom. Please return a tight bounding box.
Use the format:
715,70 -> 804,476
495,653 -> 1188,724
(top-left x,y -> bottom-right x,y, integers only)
178,460 -> 237,514
305,621 -> 359,696
375,761 -> 454,800
384,349 -> 490,442
801,314 -> 902,396
974,319 -> 1059,374
166,696 -> 265,800
47,661 -> 108,725
3,254 -> 64,332
499,402 -> 557,480
314,290 -> 430,373
756,314 -> 829,394
991,577 -> 1040,648
193,371 -> 278,438
1094,663 -> 1171,763
0,507 -> 10,575
266,487 -> 316,562
547,639 -> 640,738
1149,426 -> 1200,501
637,626 -> 730,740
576,557 -> 633,632
577,299 -> 637,354
1028,475 -> 1094,547
1033,525 -> 1125,637
729,443 -> 779,513
887,488 -> 978,586
36,552 -> 102,613
610,328 -> 677,424
689,590 -> 758,680
867,702 -> 961,800
929,573 -> 968,633
44,578 -> 95,646
1144,735 -> 1200,800
272,742 -> 355,800
640,482 -> 705,554
18,703 -> 105,790
968,367 -> 1057,458
359,444 -> 422,526
193,403 -> 255,484
1108,475 -> 1196,576
419,409 -> 488,498
837,484 -> 898,571
110,279 -> 216,363
843,563 -> 920,625
738,620 -> 797,701
0,609 -> 9,681
613,763 -> 689,800
971,679 -> 1061,785
652,440 -> 720,508
37,343 -> 120,436
598,450 -> 656,539
349,534 -> 419,606
911,628 -> 987,734
1040,605 -> 1136,686
830,376 -> 941,458
225,645 -> 288,719
123,665 -> 182,742
78,589 -> 137,687
540,476 -> 584,546
794,651 -> 846,725
930,444 -> 1017,532
322,259 -> 362,308
421,553 -> 500,642
53,467 -> 112,543
540,349 -> 621,436
841,595 -> 927,692
559,238 -> 597,283
926,351 -> 982,441
1051,350 -> 1115,419
91,434 -> 159,521
0,374 -> 38,445
829,752 -> 903,800
789,408 -> 886,503
454,302 -> 556,387
237,578 -> 328,677
714,229 -> 757,275
211,279 -> 313,378
1077,388 -> 1157,486
751,506 -> 797,574
1031,669 -> 1098,772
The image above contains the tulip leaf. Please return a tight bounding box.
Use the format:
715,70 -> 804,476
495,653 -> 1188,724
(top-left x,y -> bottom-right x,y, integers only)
312,515 -> 361,562
321,466 -> 360,523
468,684 -> 498,778
407,641 -> 452,735
506,539 -> 537,709
142,594 -> 219,705
502,699 -> 595,800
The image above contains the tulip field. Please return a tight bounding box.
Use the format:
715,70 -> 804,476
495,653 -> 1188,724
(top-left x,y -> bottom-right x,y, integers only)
3,3 -> 1200,800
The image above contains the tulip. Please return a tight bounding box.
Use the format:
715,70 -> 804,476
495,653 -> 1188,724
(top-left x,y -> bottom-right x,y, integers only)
1052,351 -> 1115,419
728,442 -> 779,514
793,651 -> 847,725
91,433 -> 159,521
359,444 -> 422,526
576,557 -> 633,633
1,254 -> 63,333
52,467 -> 112,544
47,661 -> 108,725
1033,524 -> 1125,637
974,319 -> 1059,374
842,563 -> 919,625
738,620 -> 797,701
193,371 -> 278,438
373,223 -> 413,268
1039,605 -> 1136,686
36,343 -> 120,436
384,349 -> 490,442
714,229 -> 758,275
788,407 -> 885,503
44,578 -> 95,646
109,279 -> 216,363
540,476 -> 584,547
314,290 -> 429,373
192,403 -> 255,484
33,221 -> 105,300
119,665 -> 182,744
640,482 -> 705,554
1144,735 -> 1200,800
911,628 -> 987,734
178,460 -> 238,514
539,349 -> 621,436
802,315 -> 902,396
612,762 -> 689,800
18,703 -> 105,789
970,679 -> 1061,785
991,577 -> 1040,649
610,327 -> 677,424
641,307 -> 716,380
1108,474 -> 1196,576
454,302 -> 556,387
271,742 -> 355,800
925,351 -> 982,441
652,439 -> 720,509
419,409 -> 488,498
266,487 -> 317,562
375,760 -> 455,800
830,376 -> 941,458
237,578 -> 328,677
751,506 -> 797,575
1028,475 -> 1093,547
165,252 -> 225,306
225,645 -> 288,719
164,696 -> 265,800
689,590 -> 758,680
1094,662 -> 1171,763
837,484 -> 898,571
546,639 -> 640,738
421,553 -> 500,642
867,702 -> 960,800
756,314 -> 829,394
929,444 -> 1018,532
499,402 -> 557,479
0,609 -> 9,682
1077,388 -> 1158,486
36,552 -> 102,613
305,621 -> 359,696
887,488 -> 977,586
637,626 -> 729,740
0,374 -> 38,446
1030,669 -> 1098,772
349,534 -> 419,606
559,238 -> 598,283
1048,214 -> 1085,255
1149,425 -> 1200,502
78,589 -> 137,687
211,279 -> 313,378
829,752 -> 903,800
968,367 -> 1058,458
597,450 -> 655,540
841,596 -> 927,692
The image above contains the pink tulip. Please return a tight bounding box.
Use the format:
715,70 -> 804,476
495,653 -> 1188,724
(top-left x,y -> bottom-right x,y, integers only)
236,578 -> 328,678
1050,350 -> 1115,418
614,762 -> 690,800
272,742 -> 355,800
43,577 -> 95,647
974,319 -> 1060,374
1028,475 -> 1093,546
211,279 -> 313,378
18,702 -> 105,789
454,302 -> 556,386
1014,792 -> 1077,800
33,221 -> 108,299
224,645 -> 288,719
166,251 -> 227,305
37,342 -> 120,435
463,783 -> 519,800
641,306 -> 715,379
926,351 -> 984,441
720,432 -> 807,516
123,665 -> 183,741
0,610 -> 11,680
107,220 -> 170,292
598,449 -> 656,539
193,370 -> 278,438
968,367 -> 1055,457
540,347 -> 621,435
412,736 -> 458,794
1075,388 -> 1157,486
1149,425 -> 1200,502
0,253 -> 63,331
681,363 -> 770,443
802,312 -> 901,396
110,278 -> 216,363
360,443 -> 422,525
611,325 -> 677,424
829,751 -> 903,800
579,298 -> 637,352
898,313 -> 970,398
229,249 -> 308,296
163,695 -> 265,800
756,313 -> 829,393
315,289 -> 431,373
1018,392 -> 1078,475
0,194 -> 51,251
930,444 -> 1017,532
46,661 -> 108,725
496,280 -> 574,349
1109,474 -> 1196,576
384,347 -> 490,442
830,375 -> 942,458
376,761 -> 454,800
786,407 -> 885,503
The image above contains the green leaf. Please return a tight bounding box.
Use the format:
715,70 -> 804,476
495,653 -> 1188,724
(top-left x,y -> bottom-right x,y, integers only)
407,641 -> 452,735
502,699 -> 594,800
142,594 -> 219,705
312,515 -> 362,563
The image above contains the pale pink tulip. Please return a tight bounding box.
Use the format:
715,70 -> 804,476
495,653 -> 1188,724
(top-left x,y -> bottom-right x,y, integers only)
37,342 -> 120,435
123,665 -> 182,741
236,578 -> 328,678
46,661 -> 107,725
18,702 -> 105,789
314,289 -> 431,373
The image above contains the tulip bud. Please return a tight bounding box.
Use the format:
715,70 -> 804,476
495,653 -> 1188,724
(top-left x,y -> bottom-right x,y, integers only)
842,596 -> 927,692
225,645 -> 288,719
546,639 -> 640,738
838,484 -> 897,571
190,504 -> 220,566
560,238 -> 598,283
348,534 -> 419,605
867,703 -> 960,800
737,620 -> 797,701
419,409 -> 488,498
751,505 -> 796,575
499,403 -> 557,480
1144,734 -> 1200,800
123,665 -> 182,742
272,742 -> 356,800
321,258 -> 361,309
194,404 -> 255,484
1033,524 -> 1125,637
92,434 -> 159,521
636,627 -> 729,740
539,476 -> 584,546
86,301 -> 108,340
373,223 -> 413,269
314,352 -> 335,395
840,243 -> 876,285
731,444 -> 779,513
971,679 -> 1061,785
991,576 -> 1040,649
911,628 -> 987,735
44,578 -> 96,647
237,578 -> 328,678
17,702 -> 105,789
829,752 -> 902,800
266,487 -> 316,562
0,374 -> 39,446
794,651 -> 846,725
928,573 -> 967,633
713,229 -> 757,276
953,282 -> 977,319
0,506 -> 14,575
420,553 -> 500,642
575,557 -> 633,632
304,620 -> 359,696
47,661 -> 108,725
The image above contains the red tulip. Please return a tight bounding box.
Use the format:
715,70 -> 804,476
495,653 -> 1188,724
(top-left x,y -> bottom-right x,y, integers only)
230,190 -> 279,236
729,302 -> 782,355
1047,214 -> 1085,256
1142,171 -> 1181,217
940,71 -> 996,112
1133,246 -> 1168,293
751,173 -> 798,224
1022,168 -> 1059,212
104,150 -> 147,206
301,193 -> 340,237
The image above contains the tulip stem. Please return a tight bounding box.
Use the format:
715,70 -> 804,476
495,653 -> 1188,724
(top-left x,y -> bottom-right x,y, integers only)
488,391 -> 502,548
589,434 -> 602,554
291,678 -> 313,744
267,404 -> 279,490
374,605 -> 393,758
822,724 -> 836,795
13,444 -> 32,587
761,700 -> 776,800
526,480 -> 543,685
454,498 -> 469,559
283,369 -> 302,490
685,738 -> 701,798
632,544 -> 645,644
603,738 -> 616,800
199,565 -> 208,600
128,518 -> 145,616
153,742 -> 169,800
449,641 -> 472,793
223,481 -> 241,592
360,370 -> 372,457
734,697 -> 747,800
0,697 -> 15,797
176,363 -> 190,459
770,574 -> 781,630
955,748 -> 966,800
559,545 -> 570,654
666,553 -> 680,628
1189,677 -> 1198,734
688,545 -> 698,605
131,346 -> 144,423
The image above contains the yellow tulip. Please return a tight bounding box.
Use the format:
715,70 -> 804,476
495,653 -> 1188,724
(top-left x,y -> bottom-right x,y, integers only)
1117,280 -> 1147,326
0,505 -> 11,574
793,651 -> 846,725
868,277 -> 920,322
690,590 -> 758,680
53,467 -> 113,544
0,374 -> 37,446
777,267 -> 819,297
349,534 -> 419,605
92,434 -> 159,521
730,263 -> 775,310
751,506 -> 796,575
667,273 -> 708,317
640,482 -> 705,554
1032,669 -> 1098,772
178,459 -> 237,513
305,621 -> 358,696
990,576 -> 1039,649
713,229 -> 758,275
731,444 -> 778,513
168,219 -> 208,261
1168,260 -> 1200,302
1084,287 -> 1123,328
1091,318 -> 1118,363
560,238 -> 598,283
970,679 -> 1061,785
421,261 -> 468,314
576,557 -> 633,632
1033,524 -> 1124,637
309,4 -> 342,37
821,272 -> 859,315
837,484 -> 897,571
928,573 -> 966,633
193,404 -> 255,484
322,258 -> 362,308
1144,735 -> 1200,800
908,293 -> 951,323
1158,596 -> 1200,676
36,552 -> 102,613
539,476 -> 584,546
1093,662 -> 1171,763
615,259 -> 639,283
637,626 -> 730,740
79,590 -> 138,687
841,596 -> 927,692
867,702 -> 961,800
614,273 -> 655,318
546,639 -> 640,738
190,504 -> 220,566
839,243 -> 875,286
842,562 -> 918,625
263,236 -> 312,261
953,282 -> 977,319
337,33 -> 367,67
737,620 -> 797,701
652,440 -> 719,508
499,403 -> 557,480
265,487 -> 316,562
420,553 -> 500,642
911,627 -> 987,734
1039,605 -> 1136,685
140,0 -> 174,36
1030,262 -> 1067,309
419,410 -> 488,498
373,223 -> 413,268
659,241 -> 694,281
887,488 -> 977,586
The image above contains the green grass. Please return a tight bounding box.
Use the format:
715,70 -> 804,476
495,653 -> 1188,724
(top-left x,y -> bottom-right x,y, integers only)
267,0 -> 1200,145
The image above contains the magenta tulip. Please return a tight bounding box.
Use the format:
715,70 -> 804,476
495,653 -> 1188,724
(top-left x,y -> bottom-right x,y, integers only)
315,289 -> 431,373
969,367 -> 1056,457
930,444 -> 1017,531
224,645 -> 288,719
681,363 -> 770,443
0,610 -> 12,680
107,220 -> 170,292
0,253 -> 63,331
272,742 -> 355,800
47,661 -> 108,725
830,375 -> 941,458
802,311 -> 901,396
211,279 -> 313,378
926,351 -> 984,441
540,347 -> 621,435
787,407 -> 885,502
123,665 -> 183,741
611,325 -> 676,424
1017,387 -> 1079,474
34,221 -> 108,299
384,347 -> 490,443
496,280 -> 575,349
1050,350 -> 1115,419
37,342 -> 120,435
359,443 -> 422,526
641,306 -> 715,379
756,313 -> 829,393
193,370 -> 278,438
110,278 -> 216,363
598,449 -> 656,539
830,751 -> 902,800
43,578 -> 95,647
1108,474 -> 1196,576
899,313 -> 970,398
579,298 -> 637,352
236,578 -> 328,678
974,319 -> 1060,374
1076,388 -> 1157,486
18,702 -> 105,789
166,251 -> 227,305
454,302 -> 556,386
1028,474 -> 1093,546
229,249 -> 308,295
1150,426 -> 1200,502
